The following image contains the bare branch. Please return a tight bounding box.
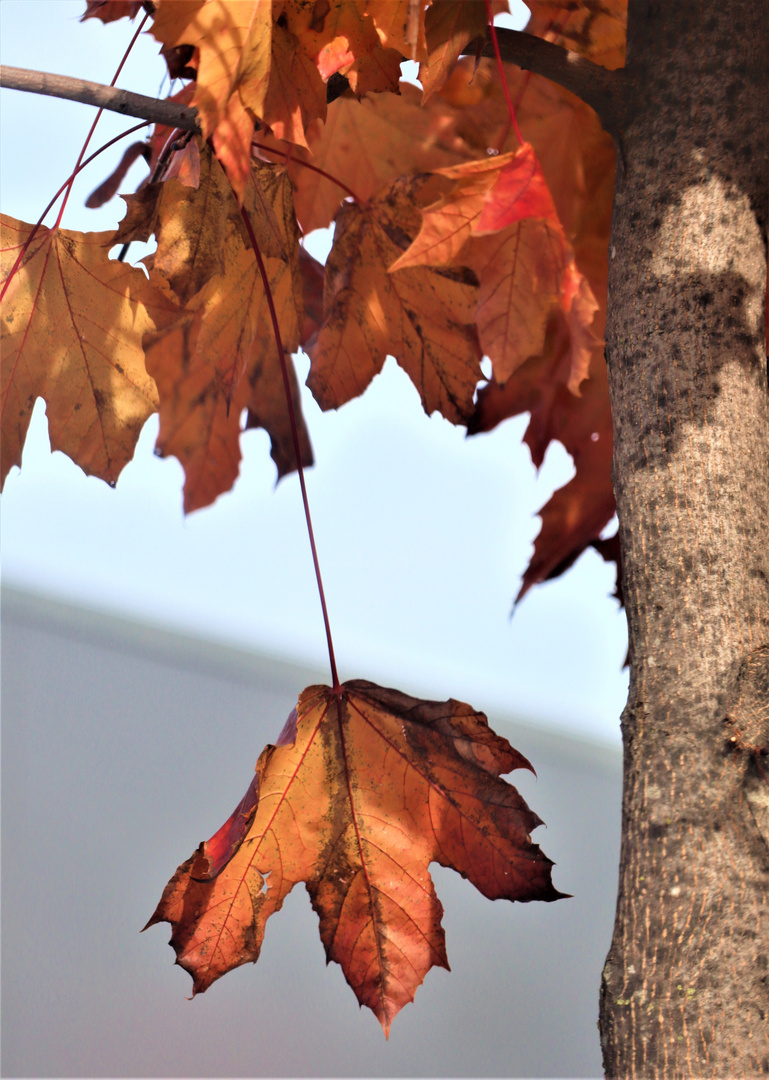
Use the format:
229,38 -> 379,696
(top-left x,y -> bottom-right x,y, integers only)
462,29 -> 627,135
0,65 -> 200,133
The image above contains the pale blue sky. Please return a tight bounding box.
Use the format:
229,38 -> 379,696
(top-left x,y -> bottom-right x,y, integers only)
1,0 -> 628,743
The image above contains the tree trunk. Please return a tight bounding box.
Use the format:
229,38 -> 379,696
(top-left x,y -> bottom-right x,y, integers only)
599,2 -> 769,1077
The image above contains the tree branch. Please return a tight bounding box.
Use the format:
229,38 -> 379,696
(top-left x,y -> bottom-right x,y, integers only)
0,65 -> 201,133
1,30 -> 628,142
462,29 -> 627,135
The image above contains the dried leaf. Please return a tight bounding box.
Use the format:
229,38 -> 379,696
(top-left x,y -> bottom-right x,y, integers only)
1,215 -> 163,487
364,0 -> 428,60
147,680 -> 564,1034
392,145 -> 599,389
135,144 -> 310,511
81,0 -> 142,22
307,176 -> 482,422
470,313 -> 614,600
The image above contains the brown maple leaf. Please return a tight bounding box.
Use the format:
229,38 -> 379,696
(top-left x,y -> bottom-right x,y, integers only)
81,0 -> 142,22
282,0 -> 401,95
0,215 -> 164,488
526,0 -> 626,70
306,175 -> 483,423
419,0 -> 507,101
261,16 -> 328,147
117,140 -> 311,511
146,680 -> 564,1034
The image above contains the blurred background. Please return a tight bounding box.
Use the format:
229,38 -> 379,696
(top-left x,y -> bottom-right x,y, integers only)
1,2 -> 627,1076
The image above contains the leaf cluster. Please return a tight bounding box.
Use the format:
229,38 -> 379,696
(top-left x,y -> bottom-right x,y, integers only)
0,0 -> 628,1031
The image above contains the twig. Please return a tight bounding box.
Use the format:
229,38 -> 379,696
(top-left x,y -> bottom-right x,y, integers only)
462,28 -> 627,135
0,65 -> 200,132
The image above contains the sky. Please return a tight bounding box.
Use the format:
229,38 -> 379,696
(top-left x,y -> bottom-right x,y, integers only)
0,0 -> 628,745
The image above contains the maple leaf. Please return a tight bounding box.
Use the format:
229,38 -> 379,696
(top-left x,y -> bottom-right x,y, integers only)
306,175 -> 483,423
282,0 -> 401,95
117,140 -> 311,511
0,215 -> 162,488
526,0 -> 627,70
391,144 -> 599,391
470,311 -> 615,599
256,82 -> 483,236
146,680 -> 564,1034
81,0 -> 142,22
419,0 -> 507,101
151,0 -> 274,197
364,0 -> 428,61
261,16 -> 328,147
420,25 -> 620,594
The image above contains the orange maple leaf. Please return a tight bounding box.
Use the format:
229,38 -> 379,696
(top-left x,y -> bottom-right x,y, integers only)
419,0 -> 507,101
470,313 -> 614,598
0,216 -> 163,488
257,81 -> 481,237
391,144 -> 599,391
363,0 -> 428,60
306,175 -> 482,423
151,0 -> 273,197
527,0 -> 626,70
146,680 -> 564,1034
282,0 -> 399,93
430,11 -> 622,595
261,15 -> 328,147
118,140 -> 311,511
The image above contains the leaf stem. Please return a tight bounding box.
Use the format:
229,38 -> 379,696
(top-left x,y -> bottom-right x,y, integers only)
237,199 -> 341,692
484,2 -> 524,145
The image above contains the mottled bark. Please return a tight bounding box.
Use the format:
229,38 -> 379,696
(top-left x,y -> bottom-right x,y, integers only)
600,2 -> 769,1077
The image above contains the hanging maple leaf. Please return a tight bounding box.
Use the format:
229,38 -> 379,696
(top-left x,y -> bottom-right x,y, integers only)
256,81 -> 481,237
306,175 -> 483,422
118,139 -> 311,512
391,143 -> 600,392
420,25 -> 620,596
146,680 -> 564,1034
527,0 -> 626,70
470,313 -> 615,599
260,14 -> 328,147
0,215 -> 165,488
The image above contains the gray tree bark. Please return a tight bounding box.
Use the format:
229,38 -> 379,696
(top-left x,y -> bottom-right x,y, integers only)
600,1 -> 769,1076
